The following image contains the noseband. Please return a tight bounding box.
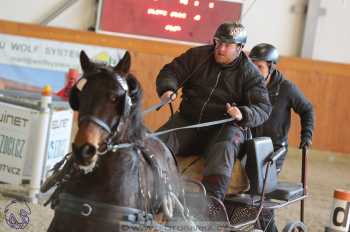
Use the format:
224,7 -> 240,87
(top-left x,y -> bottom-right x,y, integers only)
79,115 -> 114,134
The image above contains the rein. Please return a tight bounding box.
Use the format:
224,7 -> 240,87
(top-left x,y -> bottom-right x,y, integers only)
105,117 -> 235,153
142,51 -> 214,117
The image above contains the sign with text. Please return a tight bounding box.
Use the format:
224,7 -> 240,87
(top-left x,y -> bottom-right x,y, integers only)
22,108 -> 74,179
0,33 -> 126,92
45,109 -> 73,175
97,0 -> 242,44
0,103 -> 37,184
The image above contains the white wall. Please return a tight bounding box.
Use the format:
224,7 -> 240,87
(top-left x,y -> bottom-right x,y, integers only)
0,0 -> 96,30
313,0 -> 350,63
241,0 -> 307,57
1,0 -> 307,56
1,0 -> 349,63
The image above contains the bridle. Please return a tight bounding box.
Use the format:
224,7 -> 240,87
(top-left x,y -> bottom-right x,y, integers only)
76,68 -> 133,155
78,114 -> 127,155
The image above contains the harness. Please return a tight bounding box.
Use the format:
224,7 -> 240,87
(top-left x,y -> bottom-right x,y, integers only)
46,145 -> 178,230
56,193 -> 154,224
46,120 -> 180,230
55,193 -> 179,231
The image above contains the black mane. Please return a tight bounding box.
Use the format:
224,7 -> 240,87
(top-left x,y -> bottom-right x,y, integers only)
125,73 -> 147,142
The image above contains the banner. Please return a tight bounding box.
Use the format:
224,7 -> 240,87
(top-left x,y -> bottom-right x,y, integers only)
0,102 -> 37,184
0,33 -> 126,92
22,107 -> 74,179
44,109 -> 74,176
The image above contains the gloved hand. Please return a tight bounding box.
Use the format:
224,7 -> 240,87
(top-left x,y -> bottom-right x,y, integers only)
160,90 -> 176,103
299,138 -> 312,149
226,103 -> 243,121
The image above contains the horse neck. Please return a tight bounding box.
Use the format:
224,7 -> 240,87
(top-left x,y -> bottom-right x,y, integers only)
119,112 -> 146,143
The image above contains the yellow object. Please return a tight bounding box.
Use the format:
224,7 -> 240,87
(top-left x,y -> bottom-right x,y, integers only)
42,85 -> 52,96
95,52 -> 110,64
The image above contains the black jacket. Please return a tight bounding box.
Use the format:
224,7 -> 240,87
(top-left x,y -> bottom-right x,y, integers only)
252,70 -> 314,147
156,45 -> 271,128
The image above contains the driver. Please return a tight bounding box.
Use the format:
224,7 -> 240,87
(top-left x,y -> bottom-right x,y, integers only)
155,21 -> 271,201
249,43 -> 314,172
249,43 -> 314,232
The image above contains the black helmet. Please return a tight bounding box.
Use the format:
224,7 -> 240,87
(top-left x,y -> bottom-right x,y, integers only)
249,43 -> 279,64
214,21 -> 247,45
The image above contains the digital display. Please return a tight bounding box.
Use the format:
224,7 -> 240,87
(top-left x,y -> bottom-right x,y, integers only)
97,0 -> 242,44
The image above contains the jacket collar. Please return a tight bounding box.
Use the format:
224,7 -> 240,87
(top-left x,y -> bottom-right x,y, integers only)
214,50 -> 244,69
267,70 -> 284,94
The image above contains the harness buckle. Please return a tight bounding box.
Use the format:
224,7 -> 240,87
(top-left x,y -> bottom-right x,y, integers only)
81,203 -> 92,216
97,142 -> 110,155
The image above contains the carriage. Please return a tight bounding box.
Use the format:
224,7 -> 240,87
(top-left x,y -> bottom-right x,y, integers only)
179,137 -> 308,232
41,50 -> 308,232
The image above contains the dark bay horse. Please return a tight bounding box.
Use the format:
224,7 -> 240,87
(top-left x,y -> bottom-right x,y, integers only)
46,51 -> 184,232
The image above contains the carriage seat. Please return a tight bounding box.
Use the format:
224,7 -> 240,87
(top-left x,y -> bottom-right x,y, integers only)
247,137 -> 304,202
177,155 -> 249,194
227,137 -> 304,203
244,137 -> 278,195
224,137 -> 278,206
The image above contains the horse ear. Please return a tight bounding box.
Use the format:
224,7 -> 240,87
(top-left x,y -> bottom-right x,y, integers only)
69,85 -> 80,111
114,51 -> 131,75
80,50 -> 91,72
126,74 -> 142,103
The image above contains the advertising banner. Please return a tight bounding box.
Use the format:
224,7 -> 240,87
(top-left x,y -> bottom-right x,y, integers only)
0,102 -> 38,184
22,107 -> 74,180
44,109 -> 74,176
0,33 -> 125,92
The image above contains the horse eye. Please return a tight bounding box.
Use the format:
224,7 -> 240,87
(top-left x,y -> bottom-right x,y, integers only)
110,94 -> 118,102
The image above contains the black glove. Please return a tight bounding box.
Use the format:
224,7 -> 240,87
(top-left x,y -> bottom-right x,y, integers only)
299,138 -> 312,149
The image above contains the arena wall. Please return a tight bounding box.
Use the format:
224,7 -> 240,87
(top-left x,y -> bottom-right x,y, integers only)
1,20 -> 349,153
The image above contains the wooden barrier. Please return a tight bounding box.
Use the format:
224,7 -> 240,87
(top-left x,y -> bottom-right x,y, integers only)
278,57 -> 350,153
1,20 -> 350,153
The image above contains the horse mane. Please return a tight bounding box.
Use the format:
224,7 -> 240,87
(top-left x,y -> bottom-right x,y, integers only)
125,73 -> 148,142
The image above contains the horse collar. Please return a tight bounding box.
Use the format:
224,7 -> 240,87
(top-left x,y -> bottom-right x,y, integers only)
55,193 -> 155,226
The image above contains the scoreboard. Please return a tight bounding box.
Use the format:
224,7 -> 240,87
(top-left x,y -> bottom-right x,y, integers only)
97,0 -> 242,44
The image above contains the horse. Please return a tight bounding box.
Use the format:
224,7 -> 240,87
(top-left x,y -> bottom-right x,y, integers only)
46,50 -> 185,232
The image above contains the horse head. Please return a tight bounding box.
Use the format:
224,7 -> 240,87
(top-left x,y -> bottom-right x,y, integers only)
70,50 -> 144,171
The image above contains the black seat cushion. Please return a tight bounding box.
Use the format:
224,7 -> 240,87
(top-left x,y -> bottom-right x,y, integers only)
266,181 -> 304,201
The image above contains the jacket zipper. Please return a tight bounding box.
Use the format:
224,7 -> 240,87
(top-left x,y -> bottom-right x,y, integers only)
198,71 -> 222,123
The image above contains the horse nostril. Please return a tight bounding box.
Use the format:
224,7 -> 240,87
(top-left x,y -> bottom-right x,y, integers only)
73,143 -> 97,160
81,144 -> 97,159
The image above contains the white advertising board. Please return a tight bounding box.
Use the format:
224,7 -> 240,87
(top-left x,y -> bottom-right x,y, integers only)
44,109 -> 73,176
0,102 -> 38,184
22,108 -> 74,180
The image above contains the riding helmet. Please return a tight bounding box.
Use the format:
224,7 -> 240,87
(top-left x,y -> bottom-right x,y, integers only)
249,43 -> 279,64
214,21 -> 247,45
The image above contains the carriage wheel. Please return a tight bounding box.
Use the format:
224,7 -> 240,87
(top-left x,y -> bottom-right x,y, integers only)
282,221 -> 307,232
